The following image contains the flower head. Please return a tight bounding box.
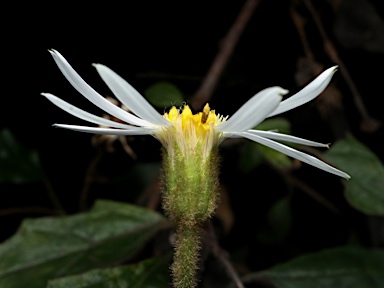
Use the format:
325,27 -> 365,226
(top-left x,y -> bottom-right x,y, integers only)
42,50 -> 350,179
157,103 -> 227,161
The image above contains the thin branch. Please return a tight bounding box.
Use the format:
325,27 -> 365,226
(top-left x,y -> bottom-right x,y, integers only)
0,206 -> 59,216
303,0 -> 381,133
135,172 -> 162,210
290,7 -> 316,63
204,222 -> 245,288
291,5 -> 350,139
266,153 -> 342,214
191,0 -> 261,110
286,173 -> 341,214
43,176 -> 66,215
213,247 -> 245,288
79,148 -> 105,211
241,270 -> 276,288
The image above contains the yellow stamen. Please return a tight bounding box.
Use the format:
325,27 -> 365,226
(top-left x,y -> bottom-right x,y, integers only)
167,106 -> 179,122
164,104 -> 219,134
160,103 -> 226,160
201,103 -> 210,123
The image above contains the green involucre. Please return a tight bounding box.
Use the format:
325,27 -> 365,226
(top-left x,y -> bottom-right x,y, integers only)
161,145 -> 220,227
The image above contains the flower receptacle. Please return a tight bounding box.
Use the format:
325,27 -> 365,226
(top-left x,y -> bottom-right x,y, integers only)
162,146 -> 220,227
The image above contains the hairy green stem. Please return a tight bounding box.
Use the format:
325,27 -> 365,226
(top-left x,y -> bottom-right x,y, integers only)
172,224 -> 201,288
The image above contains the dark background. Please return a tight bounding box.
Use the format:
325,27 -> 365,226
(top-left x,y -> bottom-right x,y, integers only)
2,0 -> 384,273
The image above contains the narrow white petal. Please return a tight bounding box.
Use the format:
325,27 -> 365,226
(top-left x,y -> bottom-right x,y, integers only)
53,124 -> 154,135
48,50 -> 152,127
216,87 -> 287,132
246,130 -> 329,148
93,64 -> 170,126
268,66 -> 338,117
233,131 -> 350,179
42,93 -> 134,129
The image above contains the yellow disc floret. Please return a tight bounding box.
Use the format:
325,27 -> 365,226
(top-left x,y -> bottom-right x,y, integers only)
157,103 -> 226,161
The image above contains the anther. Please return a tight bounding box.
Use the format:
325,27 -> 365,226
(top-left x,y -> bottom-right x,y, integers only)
201,104 -> 210,124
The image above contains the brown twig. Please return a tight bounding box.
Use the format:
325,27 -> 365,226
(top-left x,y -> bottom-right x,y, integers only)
264,151 -> 342,214
286,173 -> 341,214
0,206 -> 59,216
135,171 -> 162,210
43,176 -> 66,215
204,222 -> 245,288
213,248 -> 245,288
291,6 -> 349,139
241,271 -> 276,288
191,0 -> 261,110
302,0 -> 381,133
290,7 -> 316,63
79,148 -> 105,211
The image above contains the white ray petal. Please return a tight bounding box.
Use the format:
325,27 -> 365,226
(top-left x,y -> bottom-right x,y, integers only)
234,131 -> 350,179
42,93 -> 134,129
93,64 -> 170,126
215,87 -> 287,132
245,130 -> 329,148
53,124 -> 154,135
268,66 -> 338,117
48,50 -> 152,127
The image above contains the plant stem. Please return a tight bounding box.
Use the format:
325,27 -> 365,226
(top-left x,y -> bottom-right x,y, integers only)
172,224 -> 201,288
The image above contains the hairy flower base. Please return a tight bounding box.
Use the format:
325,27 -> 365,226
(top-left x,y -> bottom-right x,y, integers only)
160,104 -> 222,226
162,145 -> 220,227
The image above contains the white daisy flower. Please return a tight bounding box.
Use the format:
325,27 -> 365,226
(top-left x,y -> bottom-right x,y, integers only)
42,50 -> 350,179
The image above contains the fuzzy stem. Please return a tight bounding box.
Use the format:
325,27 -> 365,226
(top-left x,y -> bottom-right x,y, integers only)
172,224 -> 201,288
158,109 -> 221,287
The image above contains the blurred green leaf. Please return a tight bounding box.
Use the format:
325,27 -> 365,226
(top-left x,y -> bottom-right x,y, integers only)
239,118 -> 292,172
114,162 -> 162,202
324,137 -> 384,215
123,162 -> 161,190
250,117 -> 293,169
249,246 -> 384,288
258,196 -> 292,245
238,142 -> 264,173
47,256 -> 171,288
144,82 -> 184,108
0,200 -> 168,288
0,129 -> 43,183
257,145 -> 293,169
253,117 -> 291,134
238,141 -> 292,173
